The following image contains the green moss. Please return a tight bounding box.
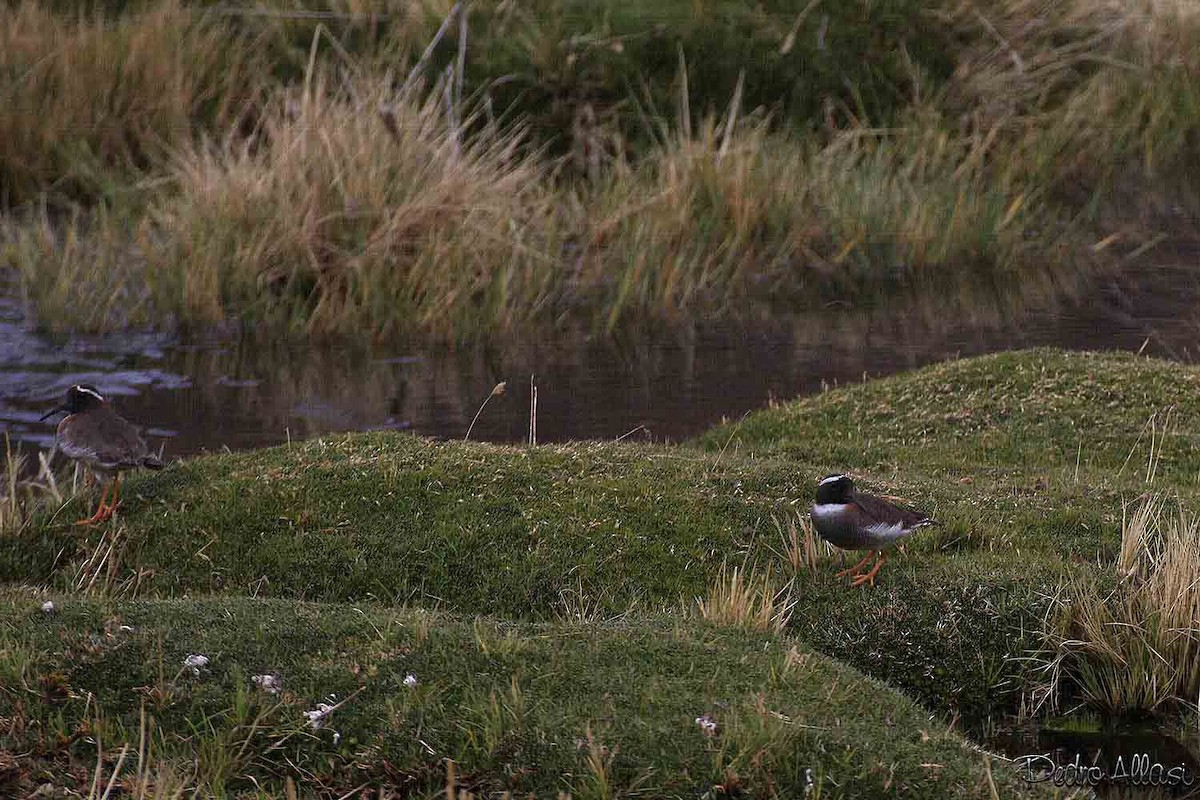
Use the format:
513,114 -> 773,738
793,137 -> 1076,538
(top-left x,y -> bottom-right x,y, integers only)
694,349 -> 1200,477
0,594 -> 1052,798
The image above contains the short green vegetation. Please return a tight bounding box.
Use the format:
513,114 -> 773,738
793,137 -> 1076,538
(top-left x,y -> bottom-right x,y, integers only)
0,595 -> 1043,798
3,349 -> 1198,795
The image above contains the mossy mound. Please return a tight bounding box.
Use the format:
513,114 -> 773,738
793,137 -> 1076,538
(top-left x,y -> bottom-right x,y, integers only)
0,594 -> 1047,798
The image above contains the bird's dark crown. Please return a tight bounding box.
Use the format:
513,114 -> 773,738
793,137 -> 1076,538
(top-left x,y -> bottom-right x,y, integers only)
40,385 -> 106,421
816,473 -> 854,504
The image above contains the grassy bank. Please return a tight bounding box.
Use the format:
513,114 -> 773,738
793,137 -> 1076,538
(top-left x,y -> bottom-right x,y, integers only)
2,0 -> 1198,339
4,86 -> 1063,339
0,595 -> 1050,798
4,349 -> 1199,794
1,431 -> 1063,726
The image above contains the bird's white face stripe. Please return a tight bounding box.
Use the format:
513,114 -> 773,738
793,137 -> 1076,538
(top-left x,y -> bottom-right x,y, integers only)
74,386 -> 105,402
818,474 -> 846,487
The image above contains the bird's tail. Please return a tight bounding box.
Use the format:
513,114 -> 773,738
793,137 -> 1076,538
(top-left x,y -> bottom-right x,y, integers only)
142,455 -> 165,470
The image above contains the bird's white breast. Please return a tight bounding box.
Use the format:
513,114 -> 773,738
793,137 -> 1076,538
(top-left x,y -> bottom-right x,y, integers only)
811,503 -> 848,521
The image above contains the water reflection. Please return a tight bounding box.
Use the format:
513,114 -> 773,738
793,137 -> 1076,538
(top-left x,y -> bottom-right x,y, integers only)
993,722 -> 1200,798
3,247 -> 1200,458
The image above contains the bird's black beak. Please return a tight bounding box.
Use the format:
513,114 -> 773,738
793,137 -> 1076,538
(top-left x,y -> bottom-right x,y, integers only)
39,404 -> 66,422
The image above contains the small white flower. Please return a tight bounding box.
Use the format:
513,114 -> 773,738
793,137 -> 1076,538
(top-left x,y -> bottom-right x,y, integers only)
252,673 -> 282,694
41,601 -> 55,614
332,731 -> 342,746
183,654 -> 209,676
695,714 -> 718,736
304,702 -> 335,730
403,673 -> 418,688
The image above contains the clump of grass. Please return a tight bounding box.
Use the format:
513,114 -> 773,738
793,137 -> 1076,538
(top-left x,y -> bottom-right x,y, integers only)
0,0 -> 262,206
4,204 -> 154,332
771,512 -> 832,575
695,563 -> 795,634
13,67 -> 560,338
1,436 -> 67,536
947,0 -> 1200,207
7,52 -> 1075,339
578,102 -> 1066,330
1036,494 -> 1200,715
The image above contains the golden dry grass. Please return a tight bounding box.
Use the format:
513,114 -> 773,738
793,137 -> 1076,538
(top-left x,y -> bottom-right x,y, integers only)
0,1 -> 262,204
695,563 -> 795,634
11,68 -> 559,338
1037,494 -> 1200,714
1,437 -> 68,537
1,0 -> 1195,339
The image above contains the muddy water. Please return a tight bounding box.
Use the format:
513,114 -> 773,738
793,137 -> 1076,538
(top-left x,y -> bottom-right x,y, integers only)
3,247 -> 1200,457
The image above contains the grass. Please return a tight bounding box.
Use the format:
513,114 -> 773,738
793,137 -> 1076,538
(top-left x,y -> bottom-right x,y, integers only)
5,349 -> 1200,794
0,0 -> 955,208
0,596 -> 1059,798
574,103 -> 1068,330
1037,494 -> 1200,716
694,563 -> 795,634
693,348 -> 1200,477
0,0 -> 262,206
8,67 -> 557,337
4,0 -> 1198,339
6,84 -> 1072,339
0,437 -> 70,538
945,0 -> 1200,206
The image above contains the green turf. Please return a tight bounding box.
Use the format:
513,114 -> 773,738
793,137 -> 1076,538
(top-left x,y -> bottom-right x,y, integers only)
0,594 -> 1051,798
693,348 -> 1200,476
5,348 -> 1198,795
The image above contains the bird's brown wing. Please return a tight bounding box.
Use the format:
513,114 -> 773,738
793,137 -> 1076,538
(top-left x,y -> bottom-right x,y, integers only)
59,411 -> 148,469
852,491 -> 931,528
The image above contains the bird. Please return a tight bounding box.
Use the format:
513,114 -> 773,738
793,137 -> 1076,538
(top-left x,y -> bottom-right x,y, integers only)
40,384 -> 164,525
809,473 -> 935,587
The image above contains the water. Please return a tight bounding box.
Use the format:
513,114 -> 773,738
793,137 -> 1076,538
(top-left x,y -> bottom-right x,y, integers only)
992,722 -> 1200,798
5,248 -> 1200,457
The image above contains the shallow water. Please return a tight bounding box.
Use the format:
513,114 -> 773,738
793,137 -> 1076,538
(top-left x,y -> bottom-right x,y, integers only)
992,722 -> 1200,797
4,248 -> 1200,458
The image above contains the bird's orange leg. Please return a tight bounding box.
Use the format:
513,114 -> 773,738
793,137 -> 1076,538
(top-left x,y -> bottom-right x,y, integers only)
75,480 -> 113,526
835,552 -> 875,579
850,551 -> 888,588
93,475 -> 122,524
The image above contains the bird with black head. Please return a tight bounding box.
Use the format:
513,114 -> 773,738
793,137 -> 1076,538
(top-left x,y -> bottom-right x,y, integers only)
41,385 -> 164,525
810,473 -> 936,587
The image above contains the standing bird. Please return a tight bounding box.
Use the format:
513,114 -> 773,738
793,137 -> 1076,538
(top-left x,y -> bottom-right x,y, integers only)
810,474 -> 935,587
40,385 -> 164,525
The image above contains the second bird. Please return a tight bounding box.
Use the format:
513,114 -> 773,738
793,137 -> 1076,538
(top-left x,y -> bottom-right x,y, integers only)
41,385 -> 164,525
810,474 -> 935,587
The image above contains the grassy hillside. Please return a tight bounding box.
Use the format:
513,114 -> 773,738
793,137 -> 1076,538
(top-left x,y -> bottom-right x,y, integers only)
693,349 -> 1200,475
5,349 -> 1199,794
